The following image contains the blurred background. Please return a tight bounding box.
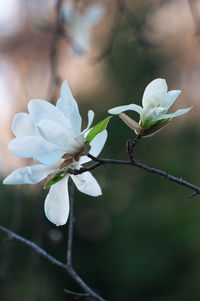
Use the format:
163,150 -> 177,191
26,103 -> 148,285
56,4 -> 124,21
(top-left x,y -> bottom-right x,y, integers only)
1,0 -> 200,300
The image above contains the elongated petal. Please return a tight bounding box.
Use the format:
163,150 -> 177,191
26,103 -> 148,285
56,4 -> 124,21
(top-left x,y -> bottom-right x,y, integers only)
56,81 -> 82,134
80,130 -> 108,164
108,104 -> 143,115
37,119 -> 72,148
82,110 -> 95,134
157,107 -> 192,120
71,171 -> 102,196
9,136 -> 65,165
28,99 -> 70,129
35,150 -> 65,165
3,164 -> 56,185
12,113 -> 37,137
44,176 -> 70,226
83,4 -> 105,25
142,79 -> 168,109
163,90 -> 181,110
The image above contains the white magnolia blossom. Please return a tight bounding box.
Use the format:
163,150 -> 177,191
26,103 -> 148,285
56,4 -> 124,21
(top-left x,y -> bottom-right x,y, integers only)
3,81 -> 107,226
108,78 -> 191,136
61,2 -> 105,55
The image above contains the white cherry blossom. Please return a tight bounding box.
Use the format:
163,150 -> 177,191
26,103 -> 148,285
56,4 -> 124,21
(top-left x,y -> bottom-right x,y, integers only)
108,78 -> 191,136
3,81 -> 107,226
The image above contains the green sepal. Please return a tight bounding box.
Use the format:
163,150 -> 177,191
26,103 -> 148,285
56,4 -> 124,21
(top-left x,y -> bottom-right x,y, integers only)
85,116 -> 112,143
44,172 -> 65,190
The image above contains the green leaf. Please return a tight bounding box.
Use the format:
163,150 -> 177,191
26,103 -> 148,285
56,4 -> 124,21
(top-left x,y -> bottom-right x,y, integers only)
44,172 -> 65,190
85,116 -> 112,143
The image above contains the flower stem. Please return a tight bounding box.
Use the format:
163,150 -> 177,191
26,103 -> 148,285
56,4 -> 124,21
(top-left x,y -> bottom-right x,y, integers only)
66,182 -> 75,266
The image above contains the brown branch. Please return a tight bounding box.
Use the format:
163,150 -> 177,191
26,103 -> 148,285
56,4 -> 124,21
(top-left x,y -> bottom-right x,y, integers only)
66,153 -> 200,197
0,225 -> 106,301
66,182 -> 75,266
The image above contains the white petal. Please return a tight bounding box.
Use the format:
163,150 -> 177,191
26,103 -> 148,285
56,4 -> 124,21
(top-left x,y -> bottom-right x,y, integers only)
82,4 -> 105,25
44,176 -> 70,226
144,106 -> 167,121
56,81 -> 82,134
157,107 -> 192,120
37,119 -> 72,148
163,90 -> 181,110
3,164 -> 56,185
71,171 -> 102,196
142,79 -> 168,109
82,110 -> 95,134
80,130 -> 108,164
9,136 -> 65,165
108,104 -> 143,115
28,99 -> 70,129
35,150 -> 65,165
12,113 -> 37,137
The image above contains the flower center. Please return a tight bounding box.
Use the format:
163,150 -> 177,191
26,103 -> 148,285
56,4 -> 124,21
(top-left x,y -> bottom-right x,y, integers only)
60,142 -> 91,169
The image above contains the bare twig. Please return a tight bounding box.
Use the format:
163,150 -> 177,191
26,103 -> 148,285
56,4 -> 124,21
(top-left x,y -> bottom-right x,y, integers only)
126,135 -> 141,162
66,153 -> 200,197
66,183 -> 75,266
0,225 -> 106,301
64,288 -> 89,298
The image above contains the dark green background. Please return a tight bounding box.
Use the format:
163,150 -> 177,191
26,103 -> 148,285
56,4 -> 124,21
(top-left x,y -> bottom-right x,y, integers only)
1,2 -> 200,301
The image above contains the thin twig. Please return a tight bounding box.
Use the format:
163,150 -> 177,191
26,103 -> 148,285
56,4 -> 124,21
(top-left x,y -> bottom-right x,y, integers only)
0,226 -> 107,301
66,182 -> 75,266
126,135 -> 141,162
66,154 -> 200,197
64,288 -> 89,298
0,225 -> 65,269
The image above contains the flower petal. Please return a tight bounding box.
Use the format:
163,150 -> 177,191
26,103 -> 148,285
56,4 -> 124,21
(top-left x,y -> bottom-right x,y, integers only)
3,164 -> 56,185
163,90 -> 181,110
142,79 -> 168,109
71,171 -> 102,196
9,136 -> 65,165
157,107 -> 192,120
108,104 -> 143,115
35,150 -> 65,165
82,110 -> 95,134
80,130 -> 107,164
37,119 -> 73,148
44,176 -> 70,226
28,99 -> 70,129
144,106 -> 167,121
12,113 -> 37,137
56,81 -> 82,134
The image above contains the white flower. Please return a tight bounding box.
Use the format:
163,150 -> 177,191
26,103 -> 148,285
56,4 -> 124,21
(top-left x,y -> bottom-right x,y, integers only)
61,2 -> 105,55
3,81 -> 107,226
108,78 -> 192,136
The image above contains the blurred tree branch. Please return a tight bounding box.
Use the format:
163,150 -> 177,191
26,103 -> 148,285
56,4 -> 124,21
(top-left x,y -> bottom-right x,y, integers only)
188,0 -> 200,38
48,0 -> 64,102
